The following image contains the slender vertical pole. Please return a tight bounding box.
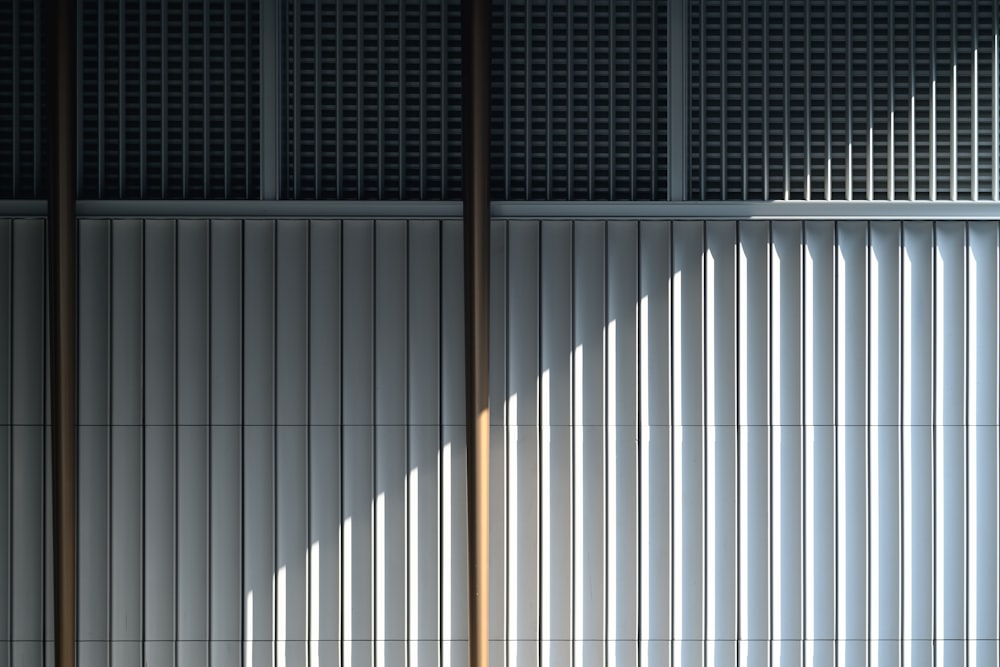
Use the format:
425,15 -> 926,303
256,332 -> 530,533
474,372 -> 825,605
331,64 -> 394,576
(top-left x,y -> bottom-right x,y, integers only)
259,0 -> 279,199
46,0 -> 77,665
668,0 -> 687,200
462,0 -> 490,664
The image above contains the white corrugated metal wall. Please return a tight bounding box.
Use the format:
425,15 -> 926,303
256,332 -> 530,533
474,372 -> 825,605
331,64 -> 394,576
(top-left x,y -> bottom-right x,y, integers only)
2,0 -> 1000,664
489,217 -> 999,667
70,218 -> 470,667
9,215 -> 1000,666
2,217 -> 474,667
2,216 -> 1000,666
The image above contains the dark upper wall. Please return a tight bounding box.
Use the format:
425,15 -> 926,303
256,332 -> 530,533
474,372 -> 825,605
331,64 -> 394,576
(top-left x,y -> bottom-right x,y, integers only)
2,0 -> 997,201
690,0 -> 999,201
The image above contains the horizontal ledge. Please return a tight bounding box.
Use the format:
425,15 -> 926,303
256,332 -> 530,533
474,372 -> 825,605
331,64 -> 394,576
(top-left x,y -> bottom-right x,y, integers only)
60,421 -> 992,427
75,199 -> 465,218
493,199 -> 1000,220
0,200 -> 464,218
2,199 -> 1000,220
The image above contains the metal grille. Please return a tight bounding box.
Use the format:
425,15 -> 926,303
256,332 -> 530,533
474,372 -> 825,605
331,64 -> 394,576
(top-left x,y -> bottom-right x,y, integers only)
78,0 -> 261,199
490,0 -> 670,200
284,0 -> 463,200
0,1 -> 47,199
690,0 -> 1000,202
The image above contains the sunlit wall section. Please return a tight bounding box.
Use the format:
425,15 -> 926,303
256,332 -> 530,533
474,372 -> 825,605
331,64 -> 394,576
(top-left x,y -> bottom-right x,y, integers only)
493,218 -> 1000,666
72,217 -> 469,667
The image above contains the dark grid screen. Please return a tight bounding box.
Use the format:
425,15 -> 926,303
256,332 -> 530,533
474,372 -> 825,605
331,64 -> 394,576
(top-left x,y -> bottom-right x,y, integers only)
78,0 -> 261,199
8,0 -> 1000,202
284,0 -> 464,200
690,0 -> 1000,201
490,0 -> 670,200
0,0 -> 47,199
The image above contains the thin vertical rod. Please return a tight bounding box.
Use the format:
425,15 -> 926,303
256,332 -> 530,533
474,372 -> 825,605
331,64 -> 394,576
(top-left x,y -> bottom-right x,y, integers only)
972,3 -> 978,202
668,0 -> 687,200
222,5 -> 230,197
45,0 -> 77,664
33,0 -> 41,195
97,0 -> 105,196
866,6 -> 873,201
825,0 -> 831,200
526,2 -> 533,198
846,1 -> 853,201
888,2 -> 895,201
259,0 -> 280,199
159,1 -> 166,197
12,1 -> 20,196
462,0 -> 491,663
930,2 -> 937,201
995,0 -> 999,201
909,0 -> 916,200
740,0 -> 747,198
783,0 -> 790,201
805,1 -> 811,201
950,5 -> 958,201
181,0 -> 188,198
200,0 -> 207,197
139,0 -> 146,197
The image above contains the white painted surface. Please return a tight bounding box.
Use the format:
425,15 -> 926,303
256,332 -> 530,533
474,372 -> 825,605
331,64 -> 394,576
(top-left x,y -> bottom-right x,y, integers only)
1,217 -> 998,666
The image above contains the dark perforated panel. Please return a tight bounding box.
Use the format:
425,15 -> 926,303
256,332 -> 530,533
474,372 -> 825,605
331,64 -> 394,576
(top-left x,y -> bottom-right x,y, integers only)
79,0 -> 260,199
691,0 -> 1000,201
0,0 -> 47,199
284,0 -> 463,200
490,0 -> 670,200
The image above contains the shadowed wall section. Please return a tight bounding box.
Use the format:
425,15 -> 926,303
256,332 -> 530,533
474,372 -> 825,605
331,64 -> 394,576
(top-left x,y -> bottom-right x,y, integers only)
70,217 -> 469,667
0,218 -> 54,667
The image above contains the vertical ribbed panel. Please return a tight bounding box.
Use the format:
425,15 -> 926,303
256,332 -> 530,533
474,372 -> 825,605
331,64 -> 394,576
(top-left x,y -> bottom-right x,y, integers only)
74,218 -> 469,667
284,0 -> 463,200
78,0 -> 260,199
490,0 -> 670,200
492,218 -> 1000,665
0,1 -> 46,199
4,216 -> 1000,664
691,0 -> 1000,202
0,219 -> 52,667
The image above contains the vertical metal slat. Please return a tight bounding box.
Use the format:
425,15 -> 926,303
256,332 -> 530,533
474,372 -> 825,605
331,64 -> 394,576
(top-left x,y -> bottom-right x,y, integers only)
669,0 -> 686,200
951,11 -> 958,201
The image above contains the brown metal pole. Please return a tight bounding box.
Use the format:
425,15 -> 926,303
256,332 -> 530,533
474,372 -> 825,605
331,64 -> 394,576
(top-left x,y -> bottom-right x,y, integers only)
46,0 -> 77,663
462,0 -> 490,664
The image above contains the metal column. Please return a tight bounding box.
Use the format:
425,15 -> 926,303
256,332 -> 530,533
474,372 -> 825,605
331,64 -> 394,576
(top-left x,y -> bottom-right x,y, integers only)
46,0 -> 77,664
462,0 -> 491,664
